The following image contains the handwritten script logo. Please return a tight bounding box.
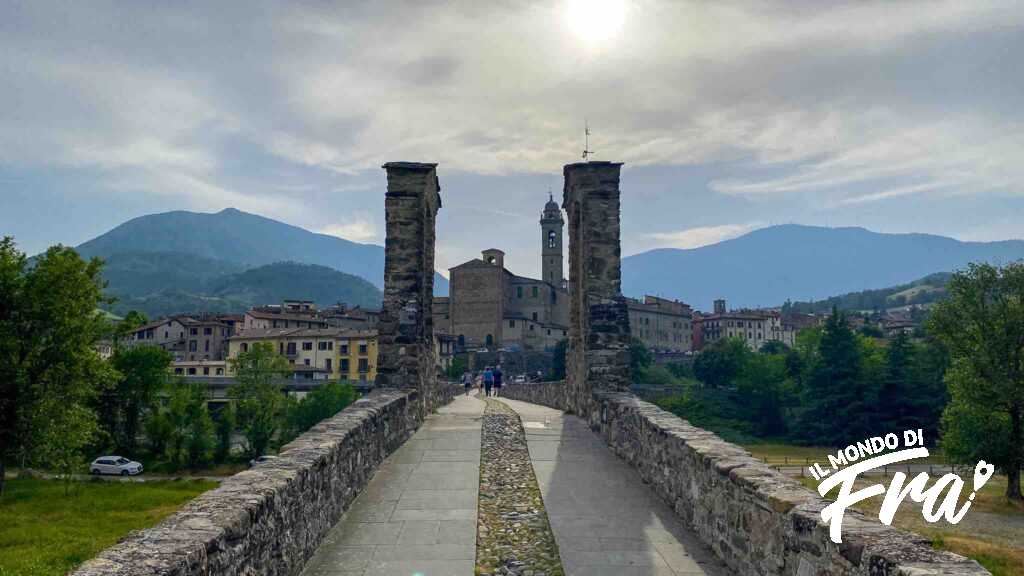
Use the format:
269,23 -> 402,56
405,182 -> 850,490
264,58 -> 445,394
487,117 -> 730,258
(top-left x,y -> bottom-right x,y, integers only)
809,429 -> 993,543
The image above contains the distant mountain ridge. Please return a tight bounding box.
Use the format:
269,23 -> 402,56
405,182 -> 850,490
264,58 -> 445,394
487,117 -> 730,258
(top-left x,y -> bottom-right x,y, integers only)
75,207 -> 449,295
623,224 -> 1024,311
101,256 -> 382,317
782,272 -> 952,314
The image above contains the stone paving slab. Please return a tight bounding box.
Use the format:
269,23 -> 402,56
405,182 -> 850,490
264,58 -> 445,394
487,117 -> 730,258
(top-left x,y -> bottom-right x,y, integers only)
300,394 -> 485,576
496,398 -> 728,576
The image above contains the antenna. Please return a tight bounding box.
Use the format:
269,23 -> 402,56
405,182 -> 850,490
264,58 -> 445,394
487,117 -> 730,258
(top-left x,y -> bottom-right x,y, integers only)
582,119 -> 594,161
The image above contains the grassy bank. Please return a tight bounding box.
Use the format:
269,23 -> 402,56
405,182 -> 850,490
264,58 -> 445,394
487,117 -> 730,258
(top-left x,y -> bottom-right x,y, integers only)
0,477 -> 216,576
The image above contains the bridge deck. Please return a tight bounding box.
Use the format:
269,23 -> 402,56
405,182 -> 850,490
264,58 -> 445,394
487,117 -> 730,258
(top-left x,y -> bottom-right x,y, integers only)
302,394 -> 724,576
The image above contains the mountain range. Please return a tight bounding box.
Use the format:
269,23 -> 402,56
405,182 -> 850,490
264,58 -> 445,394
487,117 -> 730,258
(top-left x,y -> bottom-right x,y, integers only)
72,208 -> 449,317
74,209 -> 1024,318
622,224 -> 1024,310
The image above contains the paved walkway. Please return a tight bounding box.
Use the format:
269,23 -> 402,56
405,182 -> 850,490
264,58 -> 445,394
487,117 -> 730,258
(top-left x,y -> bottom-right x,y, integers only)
303,394 -> 724,576
301,393 -> 485,576
497,397 -> 726,576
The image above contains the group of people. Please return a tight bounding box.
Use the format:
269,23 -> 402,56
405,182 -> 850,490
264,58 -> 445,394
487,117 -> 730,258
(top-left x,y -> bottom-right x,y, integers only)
461,365 -> 503,397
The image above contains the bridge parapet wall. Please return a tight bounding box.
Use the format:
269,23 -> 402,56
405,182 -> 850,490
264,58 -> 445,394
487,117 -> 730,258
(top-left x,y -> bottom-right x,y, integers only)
500,382 -> 988,576
73,384 -> 459,576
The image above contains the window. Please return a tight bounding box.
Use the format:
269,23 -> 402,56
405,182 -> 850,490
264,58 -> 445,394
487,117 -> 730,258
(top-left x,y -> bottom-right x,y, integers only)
189,340 -> 197,352
509,320 -> 515,328
190,328 -> 198,335
358,342 -> 367,355
272,320 -> 278,328
241,343 -> 249,352
205,340 -> 210,352
358,358 -> 369,373
187,367 -> 196,375
548,230 -> 557,248
286,342 -> 297,355
304,359 -> 310,366
517,286 -> 523,298
340,343 -> 349,355
532,312 -> 538,321
204,327 -> 212,335
318,341 -> 332,351
325,358 -> 332,372
341,358 -> 350,373
203,367 -> 210,375
216,368 -> 223,375
532,286 -> 539,298
174,367 -> 183,374
303,341 -> 313,351
164,331 -> 169,339
547,329 -> 551,335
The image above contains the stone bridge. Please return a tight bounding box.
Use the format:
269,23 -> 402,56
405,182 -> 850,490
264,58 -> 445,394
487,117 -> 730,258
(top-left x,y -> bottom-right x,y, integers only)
74,163 -> 989,576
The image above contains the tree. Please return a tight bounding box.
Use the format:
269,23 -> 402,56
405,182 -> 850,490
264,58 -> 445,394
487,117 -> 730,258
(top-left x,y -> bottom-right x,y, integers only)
104,345 -> 172,454
693,338 -> 750,388
446,356 -> 468,380
928,262 -> 1024,501
629,338 -> 652,378
230,342 -> 290,458
114,311 -> 148,341
735,353 -> 792,437
799,308 -> 874,446
33,399 -> 99,495
759,340 -> 788,355
280,381 -> 357,446
0,239 -> 116,494
550,339 -> 567,381
158,380 -> 213,470
214,404 -> 236,464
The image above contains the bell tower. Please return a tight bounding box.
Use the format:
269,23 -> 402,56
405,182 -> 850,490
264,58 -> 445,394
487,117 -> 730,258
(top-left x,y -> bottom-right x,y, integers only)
540,193 -> 565,288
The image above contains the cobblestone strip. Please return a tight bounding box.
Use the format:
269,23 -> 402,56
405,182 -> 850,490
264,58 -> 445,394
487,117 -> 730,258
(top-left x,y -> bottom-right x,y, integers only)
476,397 -> 565,576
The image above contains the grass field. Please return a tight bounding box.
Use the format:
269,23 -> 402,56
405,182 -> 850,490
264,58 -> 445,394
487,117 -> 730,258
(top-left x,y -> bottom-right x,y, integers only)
801,475 -> 1024,576
0,477 -> 216,576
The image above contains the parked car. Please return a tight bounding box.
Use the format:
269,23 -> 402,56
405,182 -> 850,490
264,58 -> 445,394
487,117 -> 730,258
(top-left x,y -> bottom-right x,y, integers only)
90,456 -> 143,476
513,375 -> 526,384
249,455 -> 277,467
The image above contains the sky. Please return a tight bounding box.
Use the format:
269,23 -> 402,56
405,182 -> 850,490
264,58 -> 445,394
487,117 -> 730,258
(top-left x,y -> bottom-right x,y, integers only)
2,0 -> 1023,279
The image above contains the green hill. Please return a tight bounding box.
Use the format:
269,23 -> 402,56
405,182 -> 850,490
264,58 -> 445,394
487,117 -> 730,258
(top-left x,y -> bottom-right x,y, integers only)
781,272 -> 952,314
98,254 -> 382,317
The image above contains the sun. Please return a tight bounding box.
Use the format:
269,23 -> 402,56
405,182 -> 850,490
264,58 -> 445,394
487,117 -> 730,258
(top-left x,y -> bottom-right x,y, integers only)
565,0 -> 626,47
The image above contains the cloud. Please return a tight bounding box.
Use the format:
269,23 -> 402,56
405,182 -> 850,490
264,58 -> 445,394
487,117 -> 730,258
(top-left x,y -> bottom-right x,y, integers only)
2,0 -> 1023,269
642,222 -> 766,251
318,218 -> 378,243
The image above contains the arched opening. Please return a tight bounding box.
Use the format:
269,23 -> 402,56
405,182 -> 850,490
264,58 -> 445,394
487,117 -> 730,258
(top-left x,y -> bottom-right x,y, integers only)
485,334 -> 493,347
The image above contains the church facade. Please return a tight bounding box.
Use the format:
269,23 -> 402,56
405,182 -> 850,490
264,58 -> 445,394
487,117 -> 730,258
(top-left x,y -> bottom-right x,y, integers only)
434,196 -> 569,352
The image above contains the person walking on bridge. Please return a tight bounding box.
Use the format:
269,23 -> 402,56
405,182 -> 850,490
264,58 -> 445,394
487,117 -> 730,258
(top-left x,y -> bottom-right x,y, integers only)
492,365 -> 503,397
461,370 -> 474,396
483,366 -> 494,397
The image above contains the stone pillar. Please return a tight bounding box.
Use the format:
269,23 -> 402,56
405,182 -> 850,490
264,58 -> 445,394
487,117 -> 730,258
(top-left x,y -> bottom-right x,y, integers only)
376,162 -> 442,413
563,162 -> 632,417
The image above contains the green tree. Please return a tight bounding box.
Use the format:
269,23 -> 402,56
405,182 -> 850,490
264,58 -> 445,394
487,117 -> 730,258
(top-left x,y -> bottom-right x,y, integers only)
759,340 -> 788,355
158,380 -> 213,469
693,338 -> 750,388
114,310 -> 148,340
230,342 -> 290,458
214,404 -> 236,464
735,353 -> 792,437
629,338 -> 652,378
280,381 -> 357,446
446,356 -> 468,380
928,262 -> 1024,500
799,309 -> 873,446
0,239 -> 116,494
103,345 -> 172,454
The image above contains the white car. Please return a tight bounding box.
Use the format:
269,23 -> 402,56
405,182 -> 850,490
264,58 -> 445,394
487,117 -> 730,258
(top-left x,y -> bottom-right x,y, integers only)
90,456 -> 143,476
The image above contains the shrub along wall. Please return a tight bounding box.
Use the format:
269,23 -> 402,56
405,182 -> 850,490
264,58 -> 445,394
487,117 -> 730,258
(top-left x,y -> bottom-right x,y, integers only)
73,385 -> 458,576
501,382 -> 988,576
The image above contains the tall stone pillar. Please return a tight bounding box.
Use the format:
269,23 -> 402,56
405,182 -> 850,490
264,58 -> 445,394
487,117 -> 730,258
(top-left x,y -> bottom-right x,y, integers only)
563,162 -> 632,417
376,162 -> 442,413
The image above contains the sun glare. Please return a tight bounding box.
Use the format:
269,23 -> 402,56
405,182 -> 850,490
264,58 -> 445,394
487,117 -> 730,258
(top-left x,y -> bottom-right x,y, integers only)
566,0 -> 626,47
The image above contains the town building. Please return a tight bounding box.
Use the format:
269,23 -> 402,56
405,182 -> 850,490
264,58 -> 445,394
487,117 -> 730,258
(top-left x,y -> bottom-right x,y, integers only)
696,299 -> 795,351
240,302 -> 330,332
627,295 -> 693,352
226,327 -> 378,382
435,195 -> 569,352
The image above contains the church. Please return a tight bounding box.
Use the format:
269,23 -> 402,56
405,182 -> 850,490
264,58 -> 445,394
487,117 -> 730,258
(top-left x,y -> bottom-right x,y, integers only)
434,195 -> 570,352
